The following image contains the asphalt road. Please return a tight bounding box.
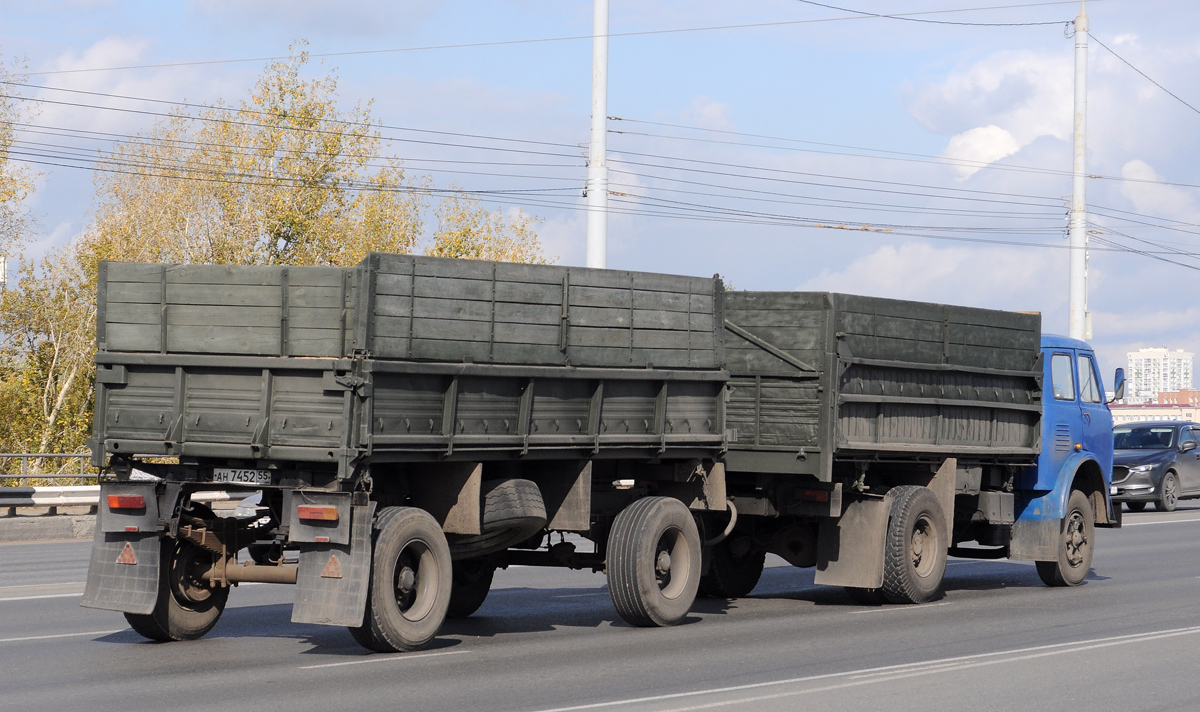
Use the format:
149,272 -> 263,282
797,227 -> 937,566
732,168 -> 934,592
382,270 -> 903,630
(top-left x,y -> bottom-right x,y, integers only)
4,505 -> 1200,712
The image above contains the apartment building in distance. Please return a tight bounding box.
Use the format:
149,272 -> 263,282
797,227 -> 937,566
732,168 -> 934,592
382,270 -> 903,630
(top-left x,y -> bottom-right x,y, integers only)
1126,347 -> 1193,404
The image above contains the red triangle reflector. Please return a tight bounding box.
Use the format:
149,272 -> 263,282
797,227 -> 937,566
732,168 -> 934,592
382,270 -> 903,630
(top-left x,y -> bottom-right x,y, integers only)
320,554 -> 343,579
115,542 -> 137,566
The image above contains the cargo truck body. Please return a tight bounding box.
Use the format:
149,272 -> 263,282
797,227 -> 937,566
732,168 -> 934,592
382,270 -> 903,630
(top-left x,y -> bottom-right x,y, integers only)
82,255 -> 1118,650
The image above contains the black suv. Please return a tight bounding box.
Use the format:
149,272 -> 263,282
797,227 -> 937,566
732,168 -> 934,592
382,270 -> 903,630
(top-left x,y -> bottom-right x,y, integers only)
1112,421 -> 1200,512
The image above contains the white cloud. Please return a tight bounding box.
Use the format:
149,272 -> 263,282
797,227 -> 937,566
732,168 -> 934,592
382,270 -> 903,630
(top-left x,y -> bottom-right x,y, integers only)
679,96 -> 735,132
798,242 -> 1060,312
942,125 -> 1020,179
1119,159 -> 1200,222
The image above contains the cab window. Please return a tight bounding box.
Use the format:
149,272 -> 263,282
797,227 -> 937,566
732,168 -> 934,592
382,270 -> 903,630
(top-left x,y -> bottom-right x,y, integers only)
1077,355 -> 1102,403
1051,353 -> 1076,401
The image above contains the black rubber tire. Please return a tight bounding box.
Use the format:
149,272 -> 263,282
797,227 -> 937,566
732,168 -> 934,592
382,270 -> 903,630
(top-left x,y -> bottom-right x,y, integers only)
351,506 -> 453,653
125,538 -> 229,642
1157,472 -> 1179,512
446,559 -> 497,618
1036,489 -> 1095,587
844,587 -> 887,605
247,543 -> 280,565
447,479 -> 547,560
1125,501 -> 1147,513
607,497 -> 702,627
881,486 -> 948,605
698,537 -> 764,598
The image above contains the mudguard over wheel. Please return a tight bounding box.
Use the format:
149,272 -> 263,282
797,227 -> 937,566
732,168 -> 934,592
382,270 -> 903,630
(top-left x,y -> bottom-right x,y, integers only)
881,486 -> 948,604
607,497 -> 702,627
1036,489 -> 1094,587
351,506 -> 453,652
698,537 -> 764,598
447,479 -> 547,560
446,559 -> 497,618
125,539 -> 229,641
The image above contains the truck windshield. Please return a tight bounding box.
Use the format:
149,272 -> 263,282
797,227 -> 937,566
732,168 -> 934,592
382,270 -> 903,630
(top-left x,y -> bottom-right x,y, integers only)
1113,427 -> 1175,449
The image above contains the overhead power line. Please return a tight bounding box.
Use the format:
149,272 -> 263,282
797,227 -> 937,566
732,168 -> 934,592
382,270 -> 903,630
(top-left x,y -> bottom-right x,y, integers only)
24,0 -> 1121,76
791,0 -> 1068,27
1089,33 -> 1200,117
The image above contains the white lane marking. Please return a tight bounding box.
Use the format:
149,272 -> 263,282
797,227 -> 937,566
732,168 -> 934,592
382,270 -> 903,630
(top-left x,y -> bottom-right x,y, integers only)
528,625 -> 1200,712
298,649 -> 467,670
1121,518 -> 1200,527
0,582 -> 85,590
555,592 -> 609,599
0,629 -> 123,643
851,601 -> 952,615
0,593 -> 82,602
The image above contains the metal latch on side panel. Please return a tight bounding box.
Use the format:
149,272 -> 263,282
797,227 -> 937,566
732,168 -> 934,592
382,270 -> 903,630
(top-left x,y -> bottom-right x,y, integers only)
284,490 -> 352,545
322,371 -> 369,395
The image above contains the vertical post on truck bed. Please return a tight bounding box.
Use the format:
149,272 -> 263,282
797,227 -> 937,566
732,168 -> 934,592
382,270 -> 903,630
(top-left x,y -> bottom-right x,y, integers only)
1068,2 -> 1089,341
586,0 -> 609,269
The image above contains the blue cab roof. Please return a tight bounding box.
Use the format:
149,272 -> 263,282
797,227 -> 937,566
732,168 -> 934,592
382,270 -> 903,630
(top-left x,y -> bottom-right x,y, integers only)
1041,333 -> 1092,351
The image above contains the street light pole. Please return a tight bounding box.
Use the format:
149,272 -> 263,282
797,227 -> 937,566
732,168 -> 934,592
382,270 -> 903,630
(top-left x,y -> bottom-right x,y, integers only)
1068,1 -> 1090,340
586,0 -> 609,269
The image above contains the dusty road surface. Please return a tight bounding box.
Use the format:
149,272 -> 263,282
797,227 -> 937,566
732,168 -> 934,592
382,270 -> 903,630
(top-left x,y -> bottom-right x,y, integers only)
3,505 -> 1200,712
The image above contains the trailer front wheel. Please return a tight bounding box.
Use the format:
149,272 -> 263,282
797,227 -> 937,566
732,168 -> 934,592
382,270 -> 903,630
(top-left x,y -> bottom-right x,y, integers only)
881,486 -> 948,604
446,559 -> 496,618
1036,489 -> 1094,587
607,497 -> 701,627
125,539 -> 229,641
352,507 -> 453,652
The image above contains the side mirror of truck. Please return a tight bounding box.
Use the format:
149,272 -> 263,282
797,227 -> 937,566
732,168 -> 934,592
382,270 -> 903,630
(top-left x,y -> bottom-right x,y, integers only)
1109,368 -> 1126,403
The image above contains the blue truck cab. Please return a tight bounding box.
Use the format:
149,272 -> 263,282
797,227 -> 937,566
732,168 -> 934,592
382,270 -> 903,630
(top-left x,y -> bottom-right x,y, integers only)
1009,335 -> 1122,584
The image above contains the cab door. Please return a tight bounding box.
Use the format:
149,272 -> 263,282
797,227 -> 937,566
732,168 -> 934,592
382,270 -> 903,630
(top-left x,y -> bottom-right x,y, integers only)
1076,351 -> 1113,481
1031,351 -> 1082,491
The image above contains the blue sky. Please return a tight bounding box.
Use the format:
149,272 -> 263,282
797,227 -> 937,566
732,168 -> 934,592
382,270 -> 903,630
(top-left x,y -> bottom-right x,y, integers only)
3,0 -> 1199,378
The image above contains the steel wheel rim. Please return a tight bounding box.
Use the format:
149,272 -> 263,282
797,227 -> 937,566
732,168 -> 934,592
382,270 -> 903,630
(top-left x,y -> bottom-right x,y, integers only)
655,526 -> 692,600
393,538 -> 438,622
1064,509 -> 1088,568
910,514 -> 939,578
1164,476 -> 1178,508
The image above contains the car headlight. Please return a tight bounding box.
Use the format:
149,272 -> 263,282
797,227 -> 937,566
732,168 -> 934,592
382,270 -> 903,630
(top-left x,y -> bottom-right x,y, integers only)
1128,464 -> 1156,473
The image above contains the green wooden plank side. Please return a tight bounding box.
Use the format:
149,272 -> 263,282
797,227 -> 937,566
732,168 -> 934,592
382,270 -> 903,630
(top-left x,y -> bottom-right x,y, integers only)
494,323 -> 560,345
413,276 -> 493,301
288,306 -> 343,329
105,281 -> 163,304
165,264 -> 282,286
167,305 -> 280,328
166,283 -> 281,307
374,272 -> 414,297
494,281 -> 562,305
287,285 -> 344,308
105,302 -> 161,325
494,302 -> 561,324
288,328 -> 345,357
105,323 -> 162,352
105,263 -> 163,283
167,326 -> 281,355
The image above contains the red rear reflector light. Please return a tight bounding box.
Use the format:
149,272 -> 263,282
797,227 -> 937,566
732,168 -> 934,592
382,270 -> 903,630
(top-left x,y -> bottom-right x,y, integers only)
107,494 -> 146,510
124,525 -> 140,532
796,489 -> 829,503
297,505 -> 339,522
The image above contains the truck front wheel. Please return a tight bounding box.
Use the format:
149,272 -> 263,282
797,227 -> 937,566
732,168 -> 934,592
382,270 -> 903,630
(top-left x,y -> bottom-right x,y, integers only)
1036,489 -> 1094,587
607,497 -> 702,627
351,506 -> 453,652
881,486 -> 948,604
125,539 -> 229,641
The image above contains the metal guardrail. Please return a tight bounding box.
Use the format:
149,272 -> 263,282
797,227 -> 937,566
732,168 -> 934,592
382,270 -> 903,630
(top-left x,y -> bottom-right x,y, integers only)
0,453 -> 95,482
0,485 -> 244,516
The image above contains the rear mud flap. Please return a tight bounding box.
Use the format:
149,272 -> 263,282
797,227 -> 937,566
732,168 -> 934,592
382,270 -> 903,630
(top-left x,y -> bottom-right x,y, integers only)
292,502 -> 375,626
81,525 -> 162,614
813,497 -> 890,589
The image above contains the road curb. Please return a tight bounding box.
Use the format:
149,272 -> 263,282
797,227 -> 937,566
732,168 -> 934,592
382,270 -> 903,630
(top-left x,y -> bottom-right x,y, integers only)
0,515 -> 95,542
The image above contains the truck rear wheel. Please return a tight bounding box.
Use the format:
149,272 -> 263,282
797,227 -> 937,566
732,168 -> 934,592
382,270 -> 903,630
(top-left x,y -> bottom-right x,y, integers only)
698,537 -> 764,598
125,539 -> 229,642
607,497 -> 701,627
446,559 -> 496,618
1036,489 -> 1094,587
881,486 -> 947,604
447,479 -> 547,560
352,506 -> 453,652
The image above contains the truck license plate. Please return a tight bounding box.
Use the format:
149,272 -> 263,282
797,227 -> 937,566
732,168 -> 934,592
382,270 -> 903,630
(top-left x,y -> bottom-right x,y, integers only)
212,468 -> 272,485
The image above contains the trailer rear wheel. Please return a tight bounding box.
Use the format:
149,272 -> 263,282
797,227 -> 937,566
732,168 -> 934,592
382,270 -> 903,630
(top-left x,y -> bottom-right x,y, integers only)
448,479 -> 547,560
607,497 -> 701,627
352,506 -> 452,652
125,539 -> 229,641
1036,489 -> 1094,587
698,537 -> 764,598
881,486 -> 947,604
446,559 -> 496,618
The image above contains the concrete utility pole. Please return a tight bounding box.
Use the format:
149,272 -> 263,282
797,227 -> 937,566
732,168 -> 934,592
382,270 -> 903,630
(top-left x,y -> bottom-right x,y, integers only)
1068,1 -> 1090,340
586,0 -> 609,269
